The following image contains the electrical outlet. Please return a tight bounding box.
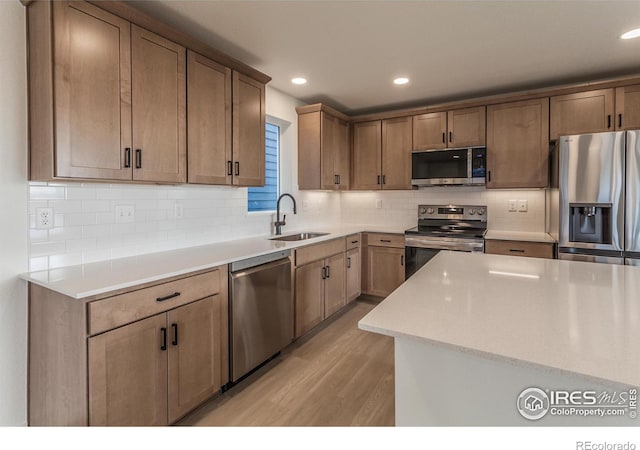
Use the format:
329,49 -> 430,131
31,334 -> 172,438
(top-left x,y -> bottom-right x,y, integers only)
376,199 -> 382,209
174,203 -> 183,219
518,200 -> 528,212
36,207 -> 54,230
115,205 -> 135,223
508,200 -> 518,212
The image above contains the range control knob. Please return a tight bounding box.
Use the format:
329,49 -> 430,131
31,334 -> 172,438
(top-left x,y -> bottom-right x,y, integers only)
419,207 -> 426,214
427,208 -> 435,215
477,208 -> 485,215
469,208 -> 476,215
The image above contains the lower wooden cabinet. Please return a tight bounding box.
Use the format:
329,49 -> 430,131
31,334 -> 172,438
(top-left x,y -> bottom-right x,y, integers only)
362,233 -> 405,297
485,239 -> 555,259
29,266 -> 228,426
346,247 -> 361,303
295,251 -> 346,337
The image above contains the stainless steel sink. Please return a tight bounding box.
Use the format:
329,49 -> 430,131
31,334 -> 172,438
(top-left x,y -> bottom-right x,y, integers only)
270,232 -> 329,242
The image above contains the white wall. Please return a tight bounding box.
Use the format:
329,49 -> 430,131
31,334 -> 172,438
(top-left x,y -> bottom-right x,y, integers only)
0,0 -> 28,426
28,86 -> 341,270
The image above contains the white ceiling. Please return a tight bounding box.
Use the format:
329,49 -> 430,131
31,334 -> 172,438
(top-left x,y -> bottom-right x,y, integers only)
128,0 -> 640,115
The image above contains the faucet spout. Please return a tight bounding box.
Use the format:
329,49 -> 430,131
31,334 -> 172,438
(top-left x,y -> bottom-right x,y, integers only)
275,193 -> 297,235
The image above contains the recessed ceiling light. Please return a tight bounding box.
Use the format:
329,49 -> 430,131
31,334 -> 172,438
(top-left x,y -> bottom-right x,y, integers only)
393,77 -> 409,85
291,77 -> 307,85
620,28 -> 640,40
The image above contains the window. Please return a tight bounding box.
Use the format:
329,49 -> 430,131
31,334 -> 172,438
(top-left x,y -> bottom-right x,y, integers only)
248,122 -> 279,212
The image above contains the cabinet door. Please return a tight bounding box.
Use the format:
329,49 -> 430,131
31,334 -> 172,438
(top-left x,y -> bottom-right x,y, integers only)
53,1 -> 132,180
413,112 -> 446,150
615,85 -> 640,130
382,116 -> 412,190
335,118 -> 351,189
447,106 -> 486,147
352,121 -> 382,190
366,246 -> 405,297
297,111 -> 322,190
550,89 -> 614,140
167,295 -> 228,423
324,253 -> 346,318
187,51 -> 232,185
486,98 -> 549,189
132,25 -> 186,183
295,260 -> 326,337
232,71 -> 266,186
321,112 -> 338,189
346,247 -> 361,303
88,314 -> 168,426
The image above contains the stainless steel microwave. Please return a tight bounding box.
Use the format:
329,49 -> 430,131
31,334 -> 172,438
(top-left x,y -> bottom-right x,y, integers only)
411,147 -> 486,187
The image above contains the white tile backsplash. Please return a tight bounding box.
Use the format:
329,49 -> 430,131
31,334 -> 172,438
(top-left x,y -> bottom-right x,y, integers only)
28,179 -> 544,271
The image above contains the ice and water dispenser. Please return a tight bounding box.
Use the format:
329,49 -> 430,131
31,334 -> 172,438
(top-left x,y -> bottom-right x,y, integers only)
569,203 -> 612,244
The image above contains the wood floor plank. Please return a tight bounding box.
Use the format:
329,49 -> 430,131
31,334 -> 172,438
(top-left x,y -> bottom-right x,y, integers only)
178,299 -> 394,426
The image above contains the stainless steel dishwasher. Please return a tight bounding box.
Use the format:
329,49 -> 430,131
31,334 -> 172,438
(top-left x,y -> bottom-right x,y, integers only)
229,250 -> 292,382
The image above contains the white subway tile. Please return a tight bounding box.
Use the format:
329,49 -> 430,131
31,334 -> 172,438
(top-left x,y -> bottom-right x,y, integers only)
30,229 -> 49,243
65,238 -> 96,253
48,200 -> 82,213
96,188 -> 125,200
82,200 -> 111,213
82,224 -> 112,238
66,188 -> 97,200
31,241 -> 66,257
49,253 -> 83,269
29,257 -> 49,272
47,226 -> 83,241
96,212 -> 115,224
64,213 -> 97,226
30,186 -> 66,200
82,249 -> 112,264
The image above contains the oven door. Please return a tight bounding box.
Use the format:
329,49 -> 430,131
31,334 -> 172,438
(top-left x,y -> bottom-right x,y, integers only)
405,246 -> 440,279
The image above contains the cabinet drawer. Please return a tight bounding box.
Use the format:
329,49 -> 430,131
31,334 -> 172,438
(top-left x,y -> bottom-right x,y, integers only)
346,233 -> 361,250
88,268 -> 223,335
366,233 -> 405,248
295,238 -> 346,267
485,240 -> 554,259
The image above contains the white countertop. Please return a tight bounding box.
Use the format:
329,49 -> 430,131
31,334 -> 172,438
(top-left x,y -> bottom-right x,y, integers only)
21,224 -> 404,299
359,251 -> 640,387
484,230 -> 556,243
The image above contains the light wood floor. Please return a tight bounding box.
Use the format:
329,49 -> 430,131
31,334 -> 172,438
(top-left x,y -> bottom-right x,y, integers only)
178,298 -> 395,426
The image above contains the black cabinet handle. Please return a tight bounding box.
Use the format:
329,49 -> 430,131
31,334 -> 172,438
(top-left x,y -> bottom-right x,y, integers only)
321,266 -> 327,279
401,255 -> 404,266
509,249 -> 526,253
377,175 -> 381,185
337,175 -> 341,185
235,161 -> 240,176
135,149 -> 142,169
351,240 -> 359,244
607,114 -> 612,129
124,148 -> 131,168
227,161 -> 232,176
156,292 -> 181,302
619,114 -> 623,128
382,175 -> 386,185
160,327 -> 167,351
326,265 -> 330,278
487,170 -> 491,182
171,323 -> 178,346
449,131 -> 453,143
334,174 -> 338,185
380,239 -> 391,243
347,257 -> 351,268
442,132 -> 445,143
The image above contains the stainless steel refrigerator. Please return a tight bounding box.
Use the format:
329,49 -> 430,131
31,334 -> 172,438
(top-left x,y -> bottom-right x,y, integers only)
553,130 -> 640,266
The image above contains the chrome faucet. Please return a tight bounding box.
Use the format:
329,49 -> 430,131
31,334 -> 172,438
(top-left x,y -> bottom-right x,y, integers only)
275,193 -> 297,235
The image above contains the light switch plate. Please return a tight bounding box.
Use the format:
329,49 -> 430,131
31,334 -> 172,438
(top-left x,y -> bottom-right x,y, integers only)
115,205 -> 135,223
518,200 -> 528,212
508,200 -> 518,212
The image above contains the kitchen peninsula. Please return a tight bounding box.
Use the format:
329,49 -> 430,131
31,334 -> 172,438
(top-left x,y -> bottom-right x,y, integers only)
359,251 -> 640,426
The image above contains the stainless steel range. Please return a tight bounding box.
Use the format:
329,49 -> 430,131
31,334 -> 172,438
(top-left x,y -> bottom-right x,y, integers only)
404,204 -> 487,278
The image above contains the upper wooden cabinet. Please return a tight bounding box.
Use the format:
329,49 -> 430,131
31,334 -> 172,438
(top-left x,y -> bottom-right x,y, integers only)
413,107 -> 485,150
297,108 -> 350,190
486,98 -> 550,189
352,117 -> 412,190
131,25 -> 186,183
187,51 -> 232,185
27,0 -> 268,185
232,72 -> 266,187
550,89 -> 615,140
615,84 -> 640,130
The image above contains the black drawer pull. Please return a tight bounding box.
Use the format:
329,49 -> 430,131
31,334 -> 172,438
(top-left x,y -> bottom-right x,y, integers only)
401,255 -> 404,266
235,161 -> 240,176
171,323 -> 178,346
380,239 -> 391,243
442,132 -> 445,143
487,170 -> 491,182
160,327 -> 167,351
509,249 -> 526,253
156,292 -> 181,302
607,114 -> 612,129
449,131 -> 453,143
135,149 -> 142,169
351,240 -> 359,244
347,257 -> 351,268
377,175 -> 381,185
619,113 -> 623,128
124,148 -> 131,168
227,160 -> 232,176
382,175 -> 386,185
